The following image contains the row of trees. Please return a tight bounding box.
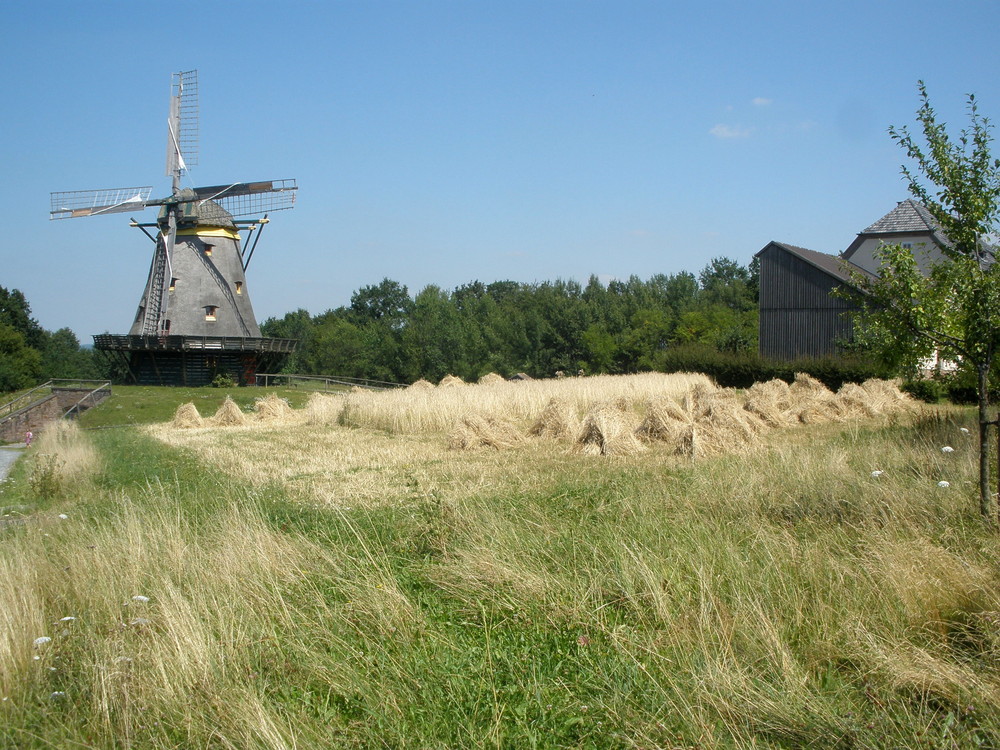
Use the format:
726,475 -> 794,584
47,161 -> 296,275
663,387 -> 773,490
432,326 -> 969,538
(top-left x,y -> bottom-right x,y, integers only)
0,286 -> 100,392
1,257 -> 758,394
260,258 -> 758,384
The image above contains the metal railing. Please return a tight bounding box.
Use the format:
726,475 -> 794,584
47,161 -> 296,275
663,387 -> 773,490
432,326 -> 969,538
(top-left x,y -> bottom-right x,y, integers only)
0,380 -> 112,424
62,382 -> 113,419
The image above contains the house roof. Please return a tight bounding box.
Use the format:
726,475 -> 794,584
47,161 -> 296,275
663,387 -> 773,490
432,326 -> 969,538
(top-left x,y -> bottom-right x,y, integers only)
863,199 -> 939,234
842,199 -> 954,262
757,241 -> 875,285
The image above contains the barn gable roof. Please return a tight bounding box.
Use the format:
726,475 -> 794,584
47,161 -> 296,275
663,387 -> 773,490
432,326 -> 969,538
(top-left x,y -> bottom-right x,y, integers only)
756,241 -> 875,286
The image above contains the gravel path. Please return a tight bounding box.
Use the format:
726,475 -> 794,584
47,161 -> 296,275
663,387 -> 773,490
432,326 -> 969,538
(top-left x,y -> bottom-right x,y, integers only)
0,446 -> 23,483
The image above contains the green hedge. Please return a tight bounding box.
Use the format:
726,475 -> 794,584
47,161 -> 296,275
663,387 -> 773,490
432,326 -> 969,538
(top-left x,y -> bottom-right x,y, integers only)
651,345 -> 895,390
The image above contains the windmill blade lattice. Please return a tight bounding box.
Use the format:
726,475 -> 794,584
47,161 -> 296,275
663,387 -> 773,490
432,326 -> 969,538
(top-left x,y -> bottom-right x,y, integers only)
50,187 -> 153,219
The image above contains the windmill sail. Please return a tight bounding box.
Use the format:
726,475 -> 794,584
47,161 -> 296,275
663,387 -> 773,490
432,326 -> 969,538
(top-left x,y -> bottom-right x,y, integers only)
50,187 -> 153,219
165,70 -> 198,181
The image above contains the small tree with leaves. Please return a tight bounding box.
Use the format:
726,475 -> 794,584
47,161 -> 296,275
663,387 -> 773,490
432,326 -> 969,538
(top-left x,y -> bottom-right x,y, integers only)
853,81 -> 1000,520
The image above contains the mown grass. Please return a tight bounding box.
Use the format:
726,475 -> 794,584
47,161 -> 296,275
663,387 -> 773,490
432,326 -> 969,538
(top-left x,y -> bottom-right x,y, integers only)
74,385 -> 330,430
1,386 -> 999,748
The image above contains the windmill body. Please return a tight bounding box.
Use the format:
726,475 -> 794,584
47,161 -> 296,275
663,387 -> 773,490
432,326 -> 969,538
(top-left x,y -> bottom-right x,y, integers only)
51,71 -> 297,385
130,194 -> 261,339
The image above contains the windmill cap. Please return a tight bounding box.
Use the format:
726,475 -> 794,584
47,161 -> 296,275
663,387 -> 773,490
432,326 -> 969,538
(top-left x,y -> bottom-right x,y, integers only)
158,188 -> 236,230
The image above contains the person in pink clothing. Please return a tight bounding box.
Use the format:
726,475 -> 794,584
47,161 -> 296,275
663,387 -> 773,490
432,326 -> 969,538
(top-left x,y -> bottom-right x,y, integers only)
25,430 -> 32,447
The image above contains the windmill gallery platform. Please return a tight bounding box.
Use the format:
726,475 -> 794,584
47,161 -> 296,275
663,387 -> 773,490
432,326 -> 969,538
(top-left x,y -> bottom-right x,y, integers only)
93,334 -> 296,386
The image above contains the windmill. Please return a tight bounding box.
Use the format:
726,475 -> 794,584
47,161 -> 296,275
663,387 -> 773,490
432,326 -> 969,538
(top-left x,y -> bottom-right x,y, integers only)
50,70 -> 298,385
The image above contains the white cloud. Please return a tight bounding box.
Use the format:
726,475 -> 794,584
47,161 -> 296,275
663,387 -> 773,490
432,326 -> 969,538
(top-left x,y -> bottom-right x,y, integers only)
752,97 -> 773,106
709,124 -> 750,139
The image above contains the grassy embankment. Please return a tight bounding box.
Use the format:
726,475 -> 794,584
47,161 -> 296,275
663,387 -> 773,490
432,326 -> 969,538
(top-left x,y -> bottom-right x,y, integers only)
1,373 -> 999,748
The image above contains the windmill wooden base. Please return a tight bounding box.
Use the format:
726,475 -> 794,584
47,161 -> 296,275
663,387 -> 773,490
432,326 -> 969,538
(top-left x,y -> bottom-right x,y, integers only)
94,334 -> 296,387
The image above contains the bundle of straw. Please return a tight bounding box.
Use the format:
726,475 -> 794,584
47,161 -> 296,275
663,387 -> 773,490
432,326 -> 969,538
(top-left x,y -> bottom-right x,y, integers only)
171,402 -> 203,429
576,405 -> 644,456
209,396 -> 247,426
449,414 -> 523,450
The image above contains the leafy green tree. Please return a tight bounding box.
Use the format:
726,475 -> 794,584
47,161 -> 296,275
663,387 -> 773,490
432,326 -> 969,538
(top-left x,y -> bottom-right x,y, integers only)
260,308 -> 315,373
350,278 -> 412,328
699,257 -> 755,311
402,285 -> 464,382
0,322 -> 42,392
0,286 -> 44,349
853,82 -> 1000,519
40,328 -> 100,380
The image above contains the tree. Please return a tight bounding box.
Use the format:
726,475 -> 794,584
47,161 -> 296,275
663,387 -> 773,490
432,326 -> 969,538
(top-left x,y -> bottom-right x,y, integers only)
40,328 -> 100,380
350,278 -> 412,328
853,82 -> 1000,520
0,286 -> 44,349
0,322 -> 42,392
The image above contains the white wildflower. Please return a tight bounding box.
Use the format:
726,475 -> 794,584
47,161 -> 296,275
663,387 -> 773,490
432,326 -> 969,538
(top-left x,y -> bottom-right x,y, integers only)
960,427 -> 970,434
938,481 -> 951,488
131,595 -> 150,603
871,470 -> 884,478
49,691 -> 65,699
57,514 -> 68,520
58,616 -> 76,622
33,636 -> 51,647
942,446 -> 955,453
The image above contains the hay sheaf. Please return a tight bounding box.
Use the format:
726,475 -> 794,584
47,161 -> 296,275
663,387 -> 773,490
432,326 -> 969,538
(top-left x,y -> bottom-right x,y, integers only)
787,372 -> 841,424
439,375 -> 466,388
209,396 -> 247,427
171,402 -> 203,429
575,405 -> 644,456
477,372 -> 505,386
635,397 -> 689,443
636,389 -> 764,459
449,414 -> 523,451
254,393 -> 296,422
408,379 -> 435,390
529,397 -> 580,440
304,392 -> 343,425
744,379 -> 796,428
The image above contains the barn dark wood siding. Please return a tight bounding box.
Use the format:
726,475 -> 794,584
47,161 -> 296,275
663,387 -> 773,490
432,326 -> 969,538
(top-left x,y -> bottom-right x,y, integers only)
757,242 -> 861,360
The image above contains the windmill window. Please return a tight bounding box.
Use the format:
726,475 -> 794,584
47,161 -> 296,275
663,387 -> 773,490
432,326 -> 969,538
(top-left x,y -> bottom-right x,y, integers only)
204,244 -> 214,257
234,281 -> 243,295
164,319 -> 171,332
205,306 -> 218,322
169,278 -> 178,292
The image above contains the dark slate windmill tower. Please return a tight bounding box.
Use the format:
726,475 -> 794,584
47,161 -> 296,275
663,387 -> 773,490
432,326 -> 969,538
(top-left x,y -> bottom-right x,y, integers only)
50,71 -> 297,385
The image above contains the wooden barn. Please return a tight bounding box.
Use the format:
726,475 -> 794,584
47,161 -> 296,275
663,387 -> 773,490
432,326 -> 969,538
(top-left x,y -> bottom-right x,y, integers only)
757,200 -> 946,361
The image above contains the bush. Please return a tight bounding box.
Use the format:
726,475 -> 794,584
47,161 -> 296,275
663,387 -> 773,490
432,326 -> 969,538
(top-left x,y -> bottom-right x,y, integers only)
901,378 -> 946,403
211,373 -> 236,388
652,345 -> 893,390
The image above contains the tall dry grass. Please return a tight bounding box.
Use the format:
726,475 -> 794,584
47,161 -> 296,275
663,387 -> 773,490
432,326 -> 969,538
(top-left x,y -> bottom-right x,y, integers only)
4,399 -> 1000,746
25,420 -> 99,501
338,372 -> 714,434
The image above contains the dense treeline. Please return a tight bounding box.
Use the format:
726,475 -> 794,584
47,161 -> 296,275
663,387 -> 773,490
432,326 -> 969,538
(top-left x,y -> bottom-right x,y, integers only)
0,286 -> 100,392
261,257 -> 759,383
0,257 -> 758,393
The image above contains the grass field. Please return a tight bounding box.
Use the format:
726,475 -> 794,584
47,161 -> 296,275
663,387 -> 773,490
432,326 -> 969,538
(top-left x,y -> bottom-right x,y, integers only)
1,374 -> 998,748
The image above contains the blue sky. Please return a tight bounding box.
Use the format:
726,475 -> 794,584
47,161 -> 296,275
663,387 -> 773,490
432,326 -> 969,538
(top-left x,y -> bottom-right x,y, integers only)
5,0 -> 1000,339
